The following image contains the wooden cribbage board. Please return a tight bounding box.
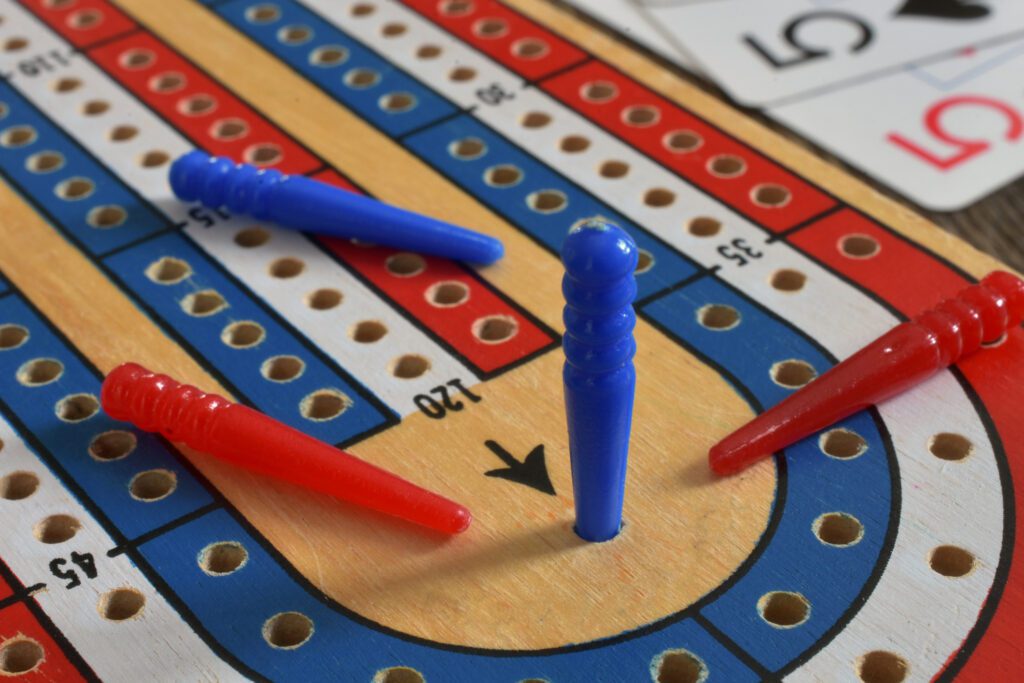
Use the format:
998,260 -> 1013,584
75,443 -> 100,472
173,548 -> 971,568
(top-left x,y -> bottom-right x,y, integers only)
0,0 -> 1019,681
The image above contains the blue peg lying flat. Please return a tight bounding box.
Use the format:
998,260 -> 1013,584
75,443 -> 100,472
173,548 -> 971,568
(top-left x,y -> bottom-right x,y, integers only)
562,218 -> 638,542
169,151 -> 504,265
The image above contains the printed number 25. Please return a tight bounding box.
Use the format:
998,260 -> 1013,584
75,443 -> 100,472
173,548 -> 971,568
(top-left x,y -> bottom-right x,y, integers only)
887,96 -> 1024,171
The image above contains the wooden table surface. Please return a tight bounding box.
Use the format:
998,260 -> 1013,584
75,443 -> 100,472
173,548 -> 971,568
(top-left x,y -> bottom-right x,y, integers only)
557,2 -> 1024,274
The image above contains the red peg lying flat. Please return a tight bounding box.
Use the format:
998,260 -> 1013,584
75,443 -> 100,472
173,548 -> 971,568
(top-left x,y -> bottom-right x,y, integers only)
101,363 -> 471,534
710,271 -> 1024,476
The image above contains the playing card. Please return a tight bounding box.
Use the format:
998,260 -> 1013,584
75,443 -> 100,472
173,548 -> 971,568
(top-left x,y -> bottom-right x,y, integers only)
770,40 -> 1024,211
645,0 -> 1024,106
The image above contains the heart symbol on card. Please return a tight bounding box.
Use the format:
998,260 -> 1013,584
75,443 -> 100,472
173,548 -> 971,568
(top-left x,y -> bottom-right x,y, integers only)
895,0 -> 990,20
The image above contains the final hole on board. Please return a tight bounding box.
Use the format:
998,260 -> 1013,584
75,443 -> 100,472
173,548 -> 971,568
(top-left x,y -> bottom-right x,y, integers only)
858,651 -> 909,683
56,177 -> 95,200
129,469 -> 177,502
17,359 -> 63,386
87,205 -> 127,229
374,667 -> 425,683
687,217 -> 722,237
770,269 -> 806,292
0,471 -> 39,500
56,393 -> 100,422
245,4 -> 281,23
350,320 -> 388,343
381,22 -> 407,37
559,134 -> 590,153
813,512 -> 863,547
427,281 -> 470,307
521,111 -> 551,128
149,71 -> 185,93
697,304 -> 740,331
300,390 -> 351,421
581,81 -> 617,103
449,137 -> 486,159
179,93 -> 216,116
109,125 -> 139,142
416,44 -> 442,59
380,92 -> 417,113
146,256 -> 191,284
928,432 -> 973,461
277,25 -> 312,45
199,541 -> 248,576
654,649 -> 708,683
527,189 -> 567,213
820,428 -> 868,460
261,355 -> 305,382
310,45 -> 348,67
182,290 -> 227,317
664,130 -> 703,153
757,591 -> 810,628
513,38 -> 549,60
0,637 -> 44,675
221,321 -> 266,349
473,17 -> 508,39
81,99 -> 110,116
644,188 -> 676,208
98,588 -> 146,621
0,324 -> 28,350
599,160 -> 630,179
622,105 -> 659,127
635,250 -> 654,274
708,154 -> 746,178
840,234 -> 881,259
473,315 -> 518,344
269,257 -> 305,279
119,48 -> 154,70
345,67 -> 381,88
263,612 -> 314,649
752,184 -> 791,208
69,9 -> 103,29
306,288 -> 343,310
234,227 -> 271,248
26,151 -> 65,173
34,514 -> 81,544
88,431 -> 137,461
139,150 -> 170,168
391,354 -> 431,379
0,125 -> 36,147
770,359 -> 816,388
211,118 -> 249,140
245,143 -> 282,166
929,545 -> 976,577
484,164 -> 522,187
386,253 -> 427,277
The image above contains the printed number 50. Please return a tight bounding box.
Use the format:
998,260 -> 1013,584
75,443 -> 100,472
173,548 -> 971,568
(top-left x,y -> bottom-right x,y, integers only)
887,96 -> 1023,171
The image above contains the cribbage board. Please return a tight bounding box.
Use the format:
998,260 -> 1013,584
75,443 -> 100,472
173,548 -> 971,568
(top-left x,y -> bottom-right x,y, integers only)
0,0 -> 1019,681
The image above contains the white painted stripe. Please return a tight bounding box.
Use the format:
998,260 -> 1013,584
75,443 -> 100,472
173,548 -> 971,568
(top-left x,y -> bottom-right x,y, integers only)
0,0 -> 476,415
0,415 -> 244,682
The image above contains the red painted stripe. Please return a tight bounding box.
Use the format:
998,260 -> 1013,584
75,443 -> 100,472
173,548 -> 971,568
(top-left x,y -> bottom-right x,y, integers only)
21,0 -> 136,49
314,171 -> 553,375
0,574 -> 11,602
541,61 -> 836,233
87,33 -> 321,175
0,602 -> 87,681
792,209 -> 1023,680
400,0 -> 585,81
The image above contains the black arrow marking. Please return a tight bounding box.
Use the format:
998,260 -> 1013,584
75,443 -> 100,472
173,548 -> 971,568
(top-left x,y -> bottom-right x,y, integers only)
484,440 -> 556,496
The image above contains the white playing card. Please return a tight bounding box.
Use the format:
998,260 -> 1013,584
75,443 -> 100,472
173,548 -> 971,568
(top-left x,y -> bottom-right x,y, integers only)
770,40 -> 1024,211
645,0 -> 1024,106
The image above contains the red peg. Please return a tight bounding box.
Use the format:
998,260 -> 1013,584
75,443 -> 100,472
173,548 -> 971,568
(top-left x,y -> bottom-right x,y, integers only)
710,271 -> 1024,476
101,363 -> 471,534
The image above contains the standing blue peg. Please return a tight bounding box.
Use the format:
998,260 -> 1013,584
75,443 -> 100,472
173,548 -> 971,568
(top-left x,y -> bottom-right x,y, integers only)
169,151 -> 504,265
562,218 -> 638,542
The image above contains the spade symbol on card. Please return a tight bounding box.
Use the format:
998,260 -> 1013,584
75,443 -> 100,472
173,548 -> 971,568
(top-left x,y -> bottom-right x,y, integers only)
895,0 -> 990,21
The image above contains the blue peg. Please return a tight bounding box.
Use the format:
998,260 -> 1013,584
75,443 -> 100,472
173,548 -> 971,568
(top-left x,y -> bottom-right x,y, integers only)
562,218 -> 638,542
169,151 -> 504,265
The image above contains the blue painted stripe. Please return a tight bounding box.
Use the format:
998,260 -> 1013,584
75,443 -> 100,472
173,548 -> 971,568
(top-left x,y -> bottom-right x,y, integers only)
641,277 -> 893,672
104,231 -> 393,445
0,271 -> 9,297
217,0 -> 458,137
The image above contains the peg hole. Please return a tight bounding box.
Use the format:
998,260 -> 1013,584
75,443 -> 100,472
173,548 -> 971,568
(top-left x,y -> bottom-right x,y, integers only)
245,4 -> 281,23
68,9 -> 103,29
109,125 -> 139,142
484,164 -> 522,187
81,99 -> 110,116
527,189 -> 567,213
264,612 -> 314,649
449,137 -> 486,160
234,227 -> 271,248
53,77 -> 82,93
757,591 -> 810,628
813,512 -> 863,547
449,66 -> 476,82
635,250 -> 654,274
391,354 -> 431,379
663,130 -> 703,153
440,0 -> 474,16
386,253 -> 426,277
379,92 -> 417,113
261,355 -> 305,382
300,390 -> 351,421
87,205 -> 128,229
752,184 -> 791,208
199,541 -> 248,576
306,288 -> 343,310
820,429 -> 867,460
34,514 -> 81,544
1,125 -> 37,147
56,393 -> 100,422
182,290 -> 227,317
310,45 -> 348,67
344,67 -> 381,89
644,188 -> 676,208
652,649 -> 708,683
708,154 -> 746,178
98,588 -> 146,621
581,81 -> 617,103
17,359 -> 63,386
129,469 -> 177,502
374,668 -> 425,683
840,234 -> 880,259
473,18 -> 508,39
149,71 -> 185,93
3,38 -> 28,53
0,471 -> 39,500
351,320 -> 388,343
381,22 -> 407,37
146,256 -> 191,284
623,105 -> 660,127
222,321 -> 266,349
26,151 -> 65,173
139,150 -> 170,168
521,111 -> 551,128
929,545 -> 976,577
277,25 -> 312,45
929,432 -> 973,461
559,135 -> 590,153
179,94 -> 217,116
0,637 -> 44,675
770,269 -> 806,292
770,359 -> 816,389
245,143 -> 282,166
687,217 -> 722,237
599,160 -> 629,179
269,257 -> 305,279
857,651 -> 909,683
89,431 -> 137,462
211,118 -> 249,141
427,281 -> 469,307
0,324 -> 29,350
56,177 -> 95,200
351,3 -> 376,17
416,44 -> 442,59
697,304 -> 740,331
119,48 -> 155,70
473,315 -> 518,344
513,38 -> 549,60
